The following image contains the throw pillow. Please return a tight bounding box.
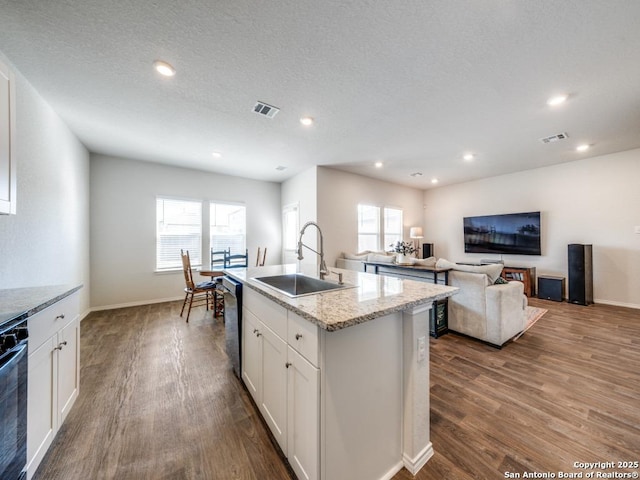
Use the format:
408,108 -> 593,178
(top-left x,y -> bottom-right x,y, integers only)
410,256 -> 437,267
494,276 -> 509,284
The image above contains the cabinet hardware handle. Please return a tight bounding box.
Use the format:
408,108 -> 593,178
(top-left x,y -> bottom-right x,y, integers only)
54,340 -> 68,351
295,333 -> 302,340
60,341 -> 68,346
55,314 -> 65,320
253,328 -> 258,334
285,362 -> 292,368
256,331 -> 262,337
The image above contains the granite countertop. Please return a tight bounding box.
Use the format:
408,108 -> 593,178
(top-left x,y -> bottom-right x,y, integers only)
0,284 -> 83,327
225,264 -> 457,331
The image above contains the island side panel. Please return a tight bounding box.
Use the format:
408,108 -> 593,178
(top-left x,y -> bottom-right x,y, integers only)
320,312 -> 404,480
402,304 -> 433,474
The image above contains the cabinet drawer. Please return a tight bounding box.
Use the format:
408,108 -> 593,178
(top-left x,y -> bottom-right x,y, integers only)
244,288 -> 287,339
288,312 -> 319,366
28,293 -> 79,350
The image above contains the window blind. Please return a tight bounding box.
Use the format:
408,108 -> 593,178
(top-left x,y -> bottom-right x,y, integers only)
156,197 -> 202,270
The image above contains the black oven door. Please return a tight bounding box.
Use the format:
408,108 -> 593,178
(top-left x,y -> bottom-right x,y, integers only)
0,342 -> 28,480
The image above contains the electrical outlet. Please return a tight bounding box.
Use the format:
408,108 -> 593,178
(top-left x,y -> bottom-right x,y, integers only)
635,226 -> 640,234
417,336 -> 426,362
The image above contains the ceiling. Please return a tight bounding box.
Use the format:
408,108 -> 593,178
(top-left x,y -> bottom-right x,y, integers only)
1,0 -> 639,189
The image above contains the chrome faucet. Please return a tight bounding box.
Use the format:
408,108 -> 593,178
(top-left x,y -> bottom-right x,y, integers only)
296,221 -> 329,279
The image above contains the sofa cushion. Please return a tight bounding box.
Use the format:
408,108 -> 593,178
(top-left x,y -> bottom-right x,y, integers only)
436,258 -> 504,284
410,256 -> 437,267
343,251 -> 369,260
367,253 -> 395,263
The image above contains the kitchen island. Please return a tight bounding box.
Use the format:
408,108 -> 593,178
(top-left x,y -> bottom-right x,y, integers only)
225,264 -> 457,480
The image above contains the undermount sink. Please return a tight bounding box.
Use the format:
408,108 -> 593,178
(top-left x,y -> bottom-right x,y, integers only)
252,273 -> 354,298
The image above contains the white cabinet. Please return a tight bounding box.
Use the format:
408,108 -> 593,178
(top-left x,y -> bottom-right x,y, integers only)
259,323 -> 288,452
242,289 -> 320,480
242,308 -> 262,400
0,57 -> 16,215
287,346 -> 319,480
26,293 -> 80,480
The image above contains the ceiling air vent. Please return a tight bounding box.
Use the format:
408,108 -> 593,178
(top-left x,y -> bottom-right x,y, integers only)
540,132 -> 569,144
253,101 -> 280,119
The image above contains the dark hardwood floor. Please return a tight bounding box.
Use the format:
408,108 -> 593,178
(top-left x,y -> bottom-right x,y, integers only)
33,298 -> 640,480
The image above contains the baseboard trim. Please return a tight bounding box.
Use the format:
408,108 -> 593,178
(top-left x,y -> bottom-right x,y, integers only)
593,298 -> 640,310
379,461 -> 404,480
90,296 -> 183,313
403,442 -> 434,475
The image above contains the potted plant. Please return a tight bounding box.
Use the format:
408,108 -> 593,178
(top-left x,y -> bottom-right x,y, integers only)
390,241 -> 417,264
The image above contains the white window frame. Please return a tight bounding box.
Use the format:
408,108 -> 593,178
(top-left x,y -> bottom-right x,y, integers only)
357,204 -> 380,252
210,201 -> 247,256
383,207 -> 403,251
156,196 -> 203,271
155,197 -> 247,272
282,202 -> 300,264
357,203 -> 404,252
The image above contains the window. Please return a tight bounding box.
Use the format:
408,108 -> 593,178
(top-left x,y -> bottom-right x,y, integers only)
384,207 -> 403,249
282,203 -> 299,263
357,204 -> 380,252
357,204 -> 403,252
156,197 -> 202,270
210,202 -> 246,255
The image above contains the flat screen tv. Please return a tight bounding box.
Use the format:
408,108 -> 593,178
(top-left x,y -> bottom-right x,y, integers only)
463,211 -> 541,256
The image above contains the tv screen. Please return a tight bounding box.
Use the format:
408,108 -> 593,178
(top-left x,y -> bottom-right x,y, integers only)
463,211 -> 541,256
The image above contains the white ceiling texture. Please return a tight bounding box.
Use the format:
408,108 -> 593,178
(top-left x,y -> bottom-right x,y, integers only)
0,0 -> 639,188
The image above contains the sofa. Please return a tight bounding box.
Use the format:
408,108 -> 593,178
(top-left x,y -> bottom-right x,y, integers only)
436,259 -> 527,347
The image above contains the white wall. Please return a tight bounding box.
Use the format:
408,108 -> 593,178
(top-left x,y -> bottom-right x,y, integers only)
317,167 -> 425,267
281,166 -> 318,266
424,149 -> 640,308
90,154 -> 281,309
0,52 -> 90,313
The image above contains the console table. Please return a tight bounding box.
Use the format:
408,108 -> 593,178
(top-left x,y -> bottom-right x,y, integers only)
501,266 -> 536,297
363,262 -> 451,338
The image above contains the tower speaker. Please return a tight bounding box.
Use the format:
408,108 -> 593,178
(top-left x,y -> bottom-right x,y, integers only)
568,244 -> 593,305
422,243 -> 433,259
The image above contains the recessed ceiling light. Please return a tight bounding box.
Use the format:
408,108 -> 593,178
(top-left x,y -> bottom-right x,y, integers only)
211,151 -> 222,158
547,94 -> 568,106
375,161 -> 383,168
463,153 -> 474,161
431,178 -> 439,184
153,60 -> 176,77
300,116 -> 314,126
576,144 -> 590,152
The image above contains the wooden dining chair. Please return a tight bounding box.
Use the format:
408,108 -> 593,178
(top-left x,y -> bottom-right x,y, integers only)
180,249 -> 218,322
256,247 -> 267,266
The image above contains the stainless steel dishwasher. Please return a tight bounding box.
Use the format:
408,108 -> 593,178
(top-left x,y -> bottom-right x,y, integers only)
222,276 -> 242,379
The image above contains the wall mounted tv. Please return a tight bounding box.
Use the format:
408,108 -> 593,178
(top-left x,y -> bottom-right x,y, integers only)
463,211 -> 541,256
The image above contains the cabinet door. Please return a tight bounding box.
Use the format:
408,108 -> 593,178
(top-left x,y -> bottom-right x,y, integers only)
287,346 -> 320,480
57,317 -> 79,425
260,324 -> 288,453
27,337 -> 57,477
242,309 -> 262,403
